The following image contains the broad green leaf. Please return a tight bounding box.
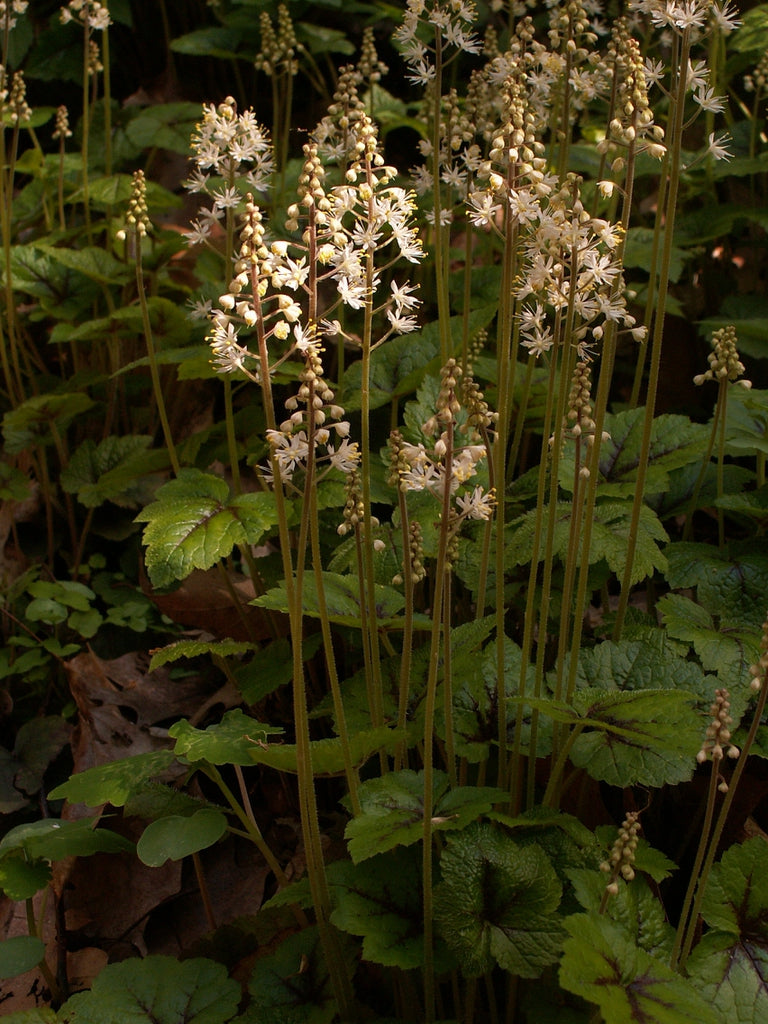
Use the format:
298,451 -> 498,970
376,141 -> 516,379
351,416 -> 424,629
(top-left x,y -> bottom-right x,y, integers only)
568,871 -> 675,959
36,244 -> 130,286
124,782 -> 214,823
699,295 -> 768,360
560,913 -> 718,1024
137,808 -> 228,866
169,709 -> 282,766
10,244 -> 100,315
12,715 -> 71,796
48,750 -> 176,806
60,955 -> 240,1024
344,769 -> 507,863
61,435 -> 166,508
253,571 -> 405,627
676,202 -> 768,245
0,818 -> 133,862
567,689 -> 702,787
725,386 -> 768,457
0,936 -> 46,980
329,848 -> 441,970
507,500 -> 668,587
170,26 -> 244,57
666,542 -> 768,633
340,306 -> 496,412
449,635 -> 544,761
2,393 -> 95,454
657,592 -> 760,686
559,408 -> 708,498
251,726 -> 404,777
124,102 -> 202,155
623,227 -> 687,283
700,837 -> 768,937
82,174 -> 180,212
136,469 -> 278,588
434,823 -> 564,978
732,5 -> 768,53
687,931 -> 768,1023
0,1010 -> 57,1023
246,926 -> 353,1024
149,639 -> 256,671
0,853 -> 51,900
575,638 -> 715,705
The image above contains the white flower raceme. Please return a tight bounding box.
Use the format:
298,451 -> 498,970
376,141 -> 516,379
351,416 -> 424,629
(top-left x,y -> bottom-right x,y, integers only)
60,0 -> 110,29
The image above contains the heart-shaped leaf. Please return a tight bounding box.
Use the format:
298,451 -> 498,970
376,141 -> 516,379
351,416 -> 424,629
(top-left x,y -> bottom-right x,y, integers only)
136,808 -> 228,866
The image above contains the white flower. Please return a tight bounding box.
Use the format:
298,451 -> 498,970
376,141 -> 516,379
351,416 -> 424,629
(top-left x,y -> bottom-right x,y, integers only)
706,131 -> 733,162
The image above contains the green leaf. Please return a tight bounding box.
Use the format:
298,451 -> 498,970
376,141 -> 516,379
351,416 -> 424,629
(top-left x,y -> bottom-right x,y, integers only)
434,823 -> 564,978
687,931 -> 768,1022
137,808 -> 228,867
136,469 -> 279,588
666,542 -> 768,633
61,435 -> 166,509
344,770 -> 507,863
48,750 -> 176,806
507,501 -> 668,587
35,244 -> 130,286
731,4 -> 768,53
12,715 -> 71,796
149,639 -> 256,672
246,926 -> 353,1024
0,1010 -> 58,1023
560,913 -> 718,1024
725,386 -> 768,457
60,955 -> 240,1023
657,592 -> 760,686
253,572 -> 405,627
0,818 -> 133,862
340,306 -> 496,412
169,709 -> 282,766
0,853 -> 51,900
575,638 -> 715,705
568,871 -> 675,958
567,688 -> 702,788
700,837 -> 768,938
0,936 -> 46,980
559,408 -> 708,498
251,726 -> 404,777
624,227 -> 687,283
170,26 -> 243,57
329,848 -> 433,970
2,393 -> 95,454
124,102 -> 202,155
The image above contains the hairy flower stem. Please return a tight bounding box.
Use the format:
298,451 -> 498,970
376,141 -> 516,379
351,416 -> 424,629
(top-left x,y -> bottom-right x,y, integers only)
395,490 -> 415,771
675,682 -> 768,971
422,434 -> 453,1023
494,213 -> 521,792
136,253 -> 181,476
682,384 -> 726,544
613,29 -> 693,640
432,30 -> 452,365
510,348 -> 560,813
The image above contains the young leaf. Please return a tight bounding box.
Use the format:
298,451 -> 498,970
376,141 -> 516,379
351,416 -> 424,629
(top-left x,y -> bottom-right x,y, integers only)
0,853 -> 51,900
61,435 -> 166,509
2,393 -> 95,455
434,823 -> 564,978
136,808 -> 228,867
0,818 -> 133,862
560,913 -> 718,1024
344,769 -> 507,863
0,936 -> 46,980
568,871 -> 675,959
136,469 -> 278,589
48,749 -> 176,806
60,955 -> 240,1024
148,639 -> 256,672
169,709 -> 282,766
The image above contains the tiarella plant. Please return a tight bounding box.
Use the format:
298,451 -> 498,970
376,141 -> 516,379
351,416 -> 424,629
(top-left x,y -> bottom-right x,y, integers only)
3,1 -> 768,1023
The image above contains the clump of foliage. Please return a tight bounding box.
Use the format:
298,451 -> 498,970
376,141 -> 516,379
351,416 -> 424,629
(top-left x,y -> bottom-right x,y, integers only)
3,1 -> 768,1022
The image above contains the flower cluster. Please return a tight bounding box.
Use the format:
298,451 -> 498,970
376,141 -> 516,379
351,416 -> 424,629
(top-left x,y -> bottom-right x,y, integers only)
254,3 -> 301,78
600,811 -> 641,896
696,689 -> 739,793
0,1 -> 27,31
184,97 -> 273,247
60,0 -> 111,30
693,325 -> 751,388
394,0 -> 481,88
